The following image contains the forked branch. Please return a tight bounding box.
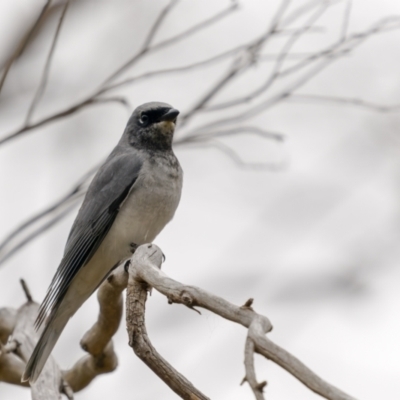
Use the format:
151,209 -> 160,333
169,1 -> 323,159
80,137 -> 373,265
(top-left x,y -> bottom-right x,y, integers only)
123,244 -> 356,400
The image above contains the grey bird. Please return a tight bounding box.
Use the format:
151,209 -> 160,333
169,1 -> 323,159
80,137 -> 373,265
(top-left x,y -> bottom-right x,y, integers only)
22,102 -> 183,383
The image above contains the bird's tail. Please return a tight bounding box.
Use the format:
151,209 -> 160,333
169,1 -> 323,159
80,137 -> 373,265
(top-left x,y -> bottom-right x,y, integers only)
22,309 -> 69,383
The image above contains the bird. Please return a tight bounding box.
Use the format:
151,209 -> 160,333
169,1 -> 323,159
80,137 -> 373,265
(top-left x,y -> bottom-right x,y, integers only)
22,102 -> 183,383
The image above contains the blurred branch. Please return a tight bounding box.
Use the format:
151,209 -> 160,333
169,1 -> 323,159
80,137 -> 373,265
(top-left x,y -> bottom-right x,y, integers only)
102,0 -> 238,86
179,0 -> 292,125
175,126 -> 284,143
0,164 -> 98,266
101,0 -> 180,86
6,284 -> 67,399
24,0 -> 70,125
0,1 -> 237,146
178,138 -> 285,171
287,93 -> 400,112
1,0 -> 400,265
0,96 -> 129,146
0,0 -> 53,94
200,0 -> 333,113
63,263 -> 126,391
340,0 -> 352,41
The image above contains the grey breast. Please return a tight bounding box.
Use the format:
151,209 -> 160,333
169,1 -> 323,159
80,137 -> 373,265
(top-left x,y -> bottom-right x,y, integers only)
107,151 -> 183,253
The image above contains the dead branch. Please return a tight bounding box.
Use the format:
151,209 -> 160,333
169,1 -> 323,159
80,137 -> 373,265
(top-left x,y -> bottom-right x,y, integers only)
24,0 -> 70,125
8,282 -> 65,400
0,307 -> 18,344
0,246 -> 360,400
126,245 -> 210,400
0,307 -> 26,387
123,244 -> 356,400
287,93 -> 400,112
62,263 -> 127,391
0,0 -> 53,94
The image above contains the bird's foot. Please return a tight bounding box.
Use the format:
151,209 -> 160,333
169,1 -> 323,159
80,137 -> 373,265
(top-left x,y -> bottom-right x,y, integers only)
124,259 -> 131,273
130,242 -> 138,254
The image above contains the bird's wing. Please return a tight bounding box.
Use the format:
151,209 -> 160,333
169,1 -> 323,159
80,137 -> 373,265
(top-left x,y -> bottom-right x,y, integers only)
35,151 -> 143,329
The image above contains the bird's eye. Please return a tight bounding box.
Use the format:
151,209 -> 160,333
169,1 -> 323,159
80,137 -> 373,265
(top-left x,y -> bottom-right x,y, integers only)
139,114 -> 149,126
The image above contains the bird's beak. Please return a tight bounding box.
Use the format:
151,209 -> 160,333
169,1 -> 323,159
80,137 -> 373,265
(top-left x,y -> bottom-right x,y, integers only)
159,108 -> 180,123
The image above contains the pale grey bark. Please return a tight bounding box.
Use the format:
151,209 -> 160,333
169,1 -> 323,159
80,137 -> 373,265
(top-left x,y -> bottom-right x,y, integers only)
0,246 -> 358,400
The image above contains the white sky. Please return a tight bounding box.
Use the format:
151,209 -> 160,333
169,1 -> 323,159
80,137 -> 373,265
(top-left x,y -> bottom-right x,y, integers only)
1,1 -> 400,399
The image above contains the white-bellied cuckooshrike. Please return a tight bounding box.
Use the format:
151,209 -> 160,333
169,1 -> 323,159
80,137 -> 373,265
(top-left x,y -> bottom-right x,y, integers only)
23,102 -> 183,383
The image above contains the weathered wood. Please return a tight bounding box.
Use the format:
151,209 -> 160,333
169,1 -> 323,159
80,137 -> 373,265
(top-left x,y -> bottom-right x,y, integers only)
63,263 -> 126,391
0,307 -> 18,344
126,245 -> 210,400
126,244 -> 357,400
11,301 -> 63,400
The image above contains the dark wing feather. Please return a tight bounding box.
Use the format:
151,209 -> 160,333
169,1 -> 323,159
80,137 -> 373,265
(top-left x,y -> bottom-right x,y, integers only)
35,151 -> 143,329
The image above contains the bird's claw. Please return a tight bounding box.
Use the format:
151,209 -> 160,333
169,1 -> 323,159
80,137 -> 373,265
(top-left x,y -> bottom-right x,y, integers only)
124,259 -> 131,273
130,242 -> 138,254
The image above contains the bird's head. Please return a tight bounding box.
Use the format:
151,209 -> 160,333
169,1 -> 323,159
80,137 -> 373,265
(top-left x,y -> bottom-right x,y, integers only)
125,102 -> 180,151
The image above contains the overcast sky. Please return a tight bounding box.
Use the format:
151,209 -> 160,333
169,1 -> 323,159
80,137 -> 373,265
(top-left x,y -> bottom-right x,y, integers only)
1,1 -> 400,399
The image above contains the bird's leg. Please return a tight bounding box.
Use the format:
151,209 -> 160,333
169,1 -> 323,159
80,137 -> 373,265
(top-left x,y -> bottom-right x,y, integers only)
130,242 -> 138,254
125,242 -> 139,273
124,259 -> 131,273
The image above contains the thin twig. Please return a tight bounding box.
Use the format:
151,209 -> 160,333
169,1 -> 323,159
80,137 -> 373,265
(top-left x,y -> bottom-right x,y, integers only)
24,0 -> 70,125
204,1 -> 334,112
175,126 -> 285,144
0,97 -> 128,146
102,0 -> 179,86
178,139 -> 285,171
243,337 -> 266,400
287,93 -> 400,112
102,44 -> 248,94
0,0 -> 53,94
141,0 -> 179,50
19,279 -> 33,303
340,0 -> 352,42
179,0 -> 291,124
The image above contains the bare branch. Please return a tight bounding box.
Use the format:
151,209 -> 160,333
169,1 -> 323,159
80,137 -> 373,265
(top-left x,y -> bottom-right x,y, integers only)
102,0 -> 179,86
102,0 -> 237,87
0,96 -> 128,147
340,0 -> 352,41
175,126 -> 284,144
102,44 -> 248,94
204,1 -> 334,112
151,1 -> 239,53
0,0 -> 53,94
20,279 -> 33,303
0,347 -> 29,387
11,301 -> 64,399
0,163 -> 98,267
24,0 -> 70,125
287,93 -> 400,112
126,245 -> 210,400
178,138 -> 284,171
0,308 -> 18,344
141,0 -> 179,50
127,244 -> 356,400
243,337 -> 266,400
63,263 -> 126,391
179,0 -> 290,125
